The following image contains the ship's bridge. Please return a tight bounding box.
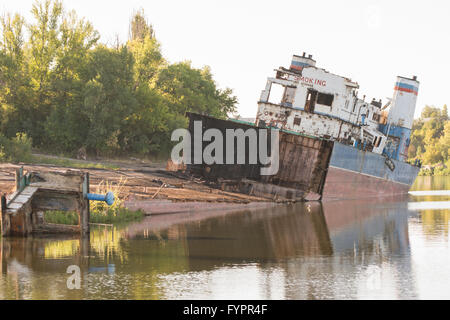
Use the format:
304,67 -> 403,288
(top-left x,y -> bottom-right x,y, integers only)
256,53 -> 386,154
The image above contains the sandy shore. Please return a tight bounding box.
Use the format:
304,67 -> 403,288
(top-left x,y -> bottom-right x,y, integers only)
0,159 -> 270,216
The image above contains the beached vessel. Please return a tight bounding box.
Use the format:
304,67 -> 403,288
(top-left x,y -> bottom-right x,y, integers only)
186,53 -> 421,201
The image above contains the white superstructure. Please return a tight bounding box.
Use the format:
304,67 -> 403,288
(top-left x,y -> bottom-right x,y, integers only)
255,53 -> 419,159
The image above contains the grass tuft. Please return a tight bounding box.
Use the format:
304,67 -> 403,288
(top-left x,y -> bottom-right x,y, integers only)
90,207 -> 144,224
43,178 -> 144,226
89,177 -> 144,223
44,210 -> 79,225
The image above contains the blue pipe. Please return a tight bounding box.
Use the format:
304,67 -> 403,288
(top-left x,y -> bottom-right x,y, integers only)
86,192 -> 115,205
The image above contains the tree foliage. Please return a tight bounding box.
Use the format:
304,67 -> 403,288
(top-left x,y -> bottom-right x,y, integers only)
408,105 -> 450,174
156,62 -> 237,118
0,1 -> 237,158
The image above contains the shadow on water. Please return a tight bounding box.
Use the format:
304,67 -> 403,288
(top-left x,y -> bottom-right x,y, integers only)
0,176 -> 448,299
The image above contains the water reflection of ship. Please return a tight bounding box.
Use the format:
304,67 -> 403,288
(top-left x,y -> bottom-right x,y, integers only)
322,197 -> 411,257
0,197 -> 416,299
177,197 -> 412,269
179,197 -> 416,299
0,199 -> 413,270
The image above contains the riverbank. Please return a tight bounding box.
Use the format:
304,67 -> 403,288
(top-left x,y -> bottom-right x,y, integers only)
0,157 -> 271,218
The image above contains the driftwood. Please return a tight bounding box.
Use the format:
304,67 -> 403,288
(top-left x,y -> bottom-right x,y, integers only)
151,183 -> 166,199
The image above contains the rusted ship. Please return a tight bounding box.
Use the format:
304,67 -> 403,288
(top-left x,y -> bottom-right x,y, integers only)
185,53 -> 421,201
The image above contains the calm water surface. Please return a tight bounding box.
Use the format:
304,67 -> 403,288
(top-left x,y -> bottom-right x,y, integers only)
1,176 -> 449,299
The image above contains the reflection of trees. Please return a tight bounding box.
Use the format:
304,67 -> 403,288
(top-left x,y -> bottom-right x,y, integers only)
420,209 -> 449,237
411,176 -> 450,192
89,226 -> 128,264
410,176 -> 449,238
0,236 -> 87,299
0,225 -> 191,299
44,240 -> 79,259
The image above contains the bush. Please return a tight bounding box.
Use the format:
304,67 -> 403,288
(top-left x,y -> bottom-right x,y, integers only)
0,132 -> 32,163
89,178 -> 144,223
90,207 -> 144,224
44,210 -> 79,225
43,208 -> 143,225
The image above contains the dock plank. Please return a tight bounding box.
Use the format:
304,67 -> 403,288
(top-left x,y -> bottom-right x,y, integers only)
11,195 -> 32,204
5,185 -> 39,212
8,202 -> 24,209
20,186 -> 39,195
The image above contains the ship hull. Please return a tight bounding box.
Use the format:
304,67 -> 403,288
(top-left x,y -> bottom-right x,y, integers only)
185,113 -> 419,201
321,143 -> 419,200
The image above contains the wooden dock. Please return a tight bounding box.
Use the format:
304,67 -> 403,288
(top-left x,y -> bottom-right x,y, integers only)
1,168 -> 89,237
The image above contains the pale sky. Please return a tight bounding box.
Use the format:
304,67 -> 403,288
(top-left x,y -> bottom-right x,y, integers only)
1,0 -> 449,118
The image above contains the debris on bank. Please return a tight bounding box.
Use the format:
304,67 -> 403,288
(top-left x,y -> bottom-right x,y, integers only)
0,162 -> 277,235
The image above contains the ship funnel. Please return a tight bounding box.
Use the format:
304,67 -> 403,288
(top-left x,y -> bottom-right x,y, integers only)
388,76 -> 419,130
380,75 -> 420,161
290,53 -> 316,72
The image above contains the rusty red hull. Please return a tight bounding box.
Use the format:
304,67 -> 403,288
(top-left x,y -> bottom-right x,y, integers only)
184,113 -> 419,201
322,166 -> 411,200
321,142 -> 419,200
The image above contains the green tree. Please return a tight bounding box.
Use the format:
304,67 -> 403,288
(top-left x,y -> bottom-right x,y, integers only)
0,0 -> 238,159
129,8 -> 154,42
156,62 -> 237,118
442,105 -> 448,120
0,12 -> 33,138
127,9 -> 164,88
82,45 -> 137,155
44,8 -> 99,152
438,121 -> 450,161
409,105 -> 449,169
25,0 -> 64,144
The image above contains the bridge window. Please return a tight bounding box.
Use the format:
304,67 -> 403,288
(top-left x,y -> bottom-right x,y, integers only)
316,93 -> 334,107
374,136 -> 382,147
305,89 -> 317,113
372,113 -> 380,122
268,83 -> 284,105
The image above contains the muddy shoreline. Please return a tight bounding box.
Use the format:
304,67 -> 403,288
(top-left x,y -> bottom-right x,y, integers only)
0,161 -> 273,218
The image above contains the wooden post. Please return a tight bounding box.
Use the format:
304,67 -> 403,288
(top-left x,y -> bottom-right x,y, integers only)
14,167 -> 27,193
0,229 -> 4,274
0,195 -> 5,273
15,168 -> 20,191
0,233 -> 2,274
1,195 -> 6,236
80,172 -> 90,236
86,172 -> 90,235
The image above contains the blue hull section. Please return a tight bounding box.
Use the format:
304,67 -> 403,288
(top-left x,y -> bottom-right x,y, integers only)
329,142 -> 419,186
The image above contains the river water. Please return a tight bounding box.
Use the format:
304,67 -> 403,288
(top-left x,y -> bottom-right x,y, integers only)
0,176 -> 449,300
